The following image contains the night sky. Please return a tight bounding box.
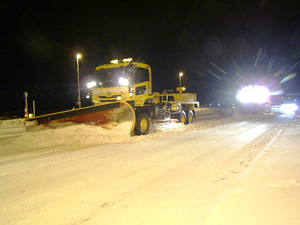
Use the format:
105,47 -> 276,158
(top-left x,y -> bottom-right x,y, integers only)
1,0 -> 300,117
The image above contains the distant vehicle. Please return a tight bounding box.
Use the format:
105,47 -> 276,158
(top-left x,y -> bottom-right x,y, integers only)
236,85 -> 271,115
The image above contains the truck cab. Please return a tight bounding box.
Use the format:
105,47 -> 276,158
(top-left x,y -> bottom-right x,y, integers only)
91,59 -> 154,107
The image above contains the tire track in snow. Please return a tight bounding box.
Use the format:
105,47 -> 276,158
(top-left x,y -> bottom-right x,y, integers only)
0,116 -> 285,225
73,118 -> 285,225
138,119 -> 288,225
72,118 -> 284,225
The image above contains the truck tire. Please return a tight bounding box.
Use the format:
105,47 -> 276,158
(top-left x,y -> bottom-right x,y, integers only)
135,113 -> 150,135
179,111 -> 186,124
186,110 -> 194,124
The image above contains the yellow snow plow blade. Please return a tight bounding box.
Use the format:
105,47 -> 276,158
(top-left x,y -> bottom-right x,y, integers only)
109,101 -> 136,136
26,101 -> 136,137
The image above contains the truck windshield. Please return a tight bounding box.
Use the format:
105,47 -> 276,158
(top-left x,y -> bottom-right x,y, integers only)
133,68 -> 149,84
96,66 -> 149,87
97,67 -> 129,87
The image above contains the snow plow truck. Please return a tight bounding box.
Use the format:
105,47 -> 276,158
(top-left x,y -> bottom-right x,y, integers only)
26,58 -> 199,136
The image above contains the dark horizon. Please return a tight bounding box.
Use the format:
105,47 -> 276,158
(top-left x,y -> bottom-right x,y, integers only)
1,0 -> 300,118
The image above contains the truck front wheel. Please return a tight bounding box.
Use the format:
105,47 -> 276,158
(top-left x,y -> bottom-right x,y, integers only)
135,113 -> 150,135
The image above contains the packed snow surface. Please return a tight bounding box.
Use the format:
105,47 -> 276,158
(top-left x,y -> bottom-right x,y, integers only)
0,113 -> 300,224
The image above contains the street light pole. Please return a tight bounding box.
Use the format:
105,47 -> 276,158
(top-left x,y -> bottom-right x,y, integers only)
179,72 -> 183,87
24,92 -> 28,119
76,53 -> 82,108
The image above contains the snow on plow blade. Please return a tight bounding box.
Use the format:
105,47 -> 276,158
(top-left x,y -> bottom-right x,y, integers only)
26,102 -> 136,136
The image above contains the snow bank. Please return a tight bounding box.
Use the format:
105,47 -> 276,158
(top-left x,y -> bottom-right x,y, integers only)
0,118 -> 25,126
11,113 -> 269,150
16,122 -> 134,148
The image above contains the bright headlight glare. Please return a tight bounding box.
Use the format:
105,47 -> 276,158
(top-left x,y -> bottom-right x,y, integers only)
119,77 -> 129,86
237,85 -> 270,103
280,103 -> 298,114
87,81 -> 96,88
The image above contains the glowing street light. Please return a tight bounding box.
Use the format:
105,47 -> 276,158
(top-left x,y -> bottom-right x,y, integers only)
179,72 -> 183,87
76,53 -> 82,108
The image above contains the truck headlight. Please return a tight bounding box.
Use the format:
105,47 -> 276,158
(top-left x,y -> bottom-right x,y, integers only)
280,103 -> 298,114
87,81 -> 96,88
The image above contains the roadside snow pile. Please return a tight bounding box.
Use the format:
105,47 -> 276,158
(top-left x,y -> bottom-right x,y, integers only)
0,118 -> 24,126
15,122 -> 134,148
12,113 -> 269,149
14,118 -> 233,149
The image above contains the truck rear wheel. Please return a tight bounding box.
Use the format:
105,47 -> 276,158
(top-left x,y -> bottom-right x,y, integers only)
186,110 -> 194,124
135,113 -> 150,135
179,111 -> 186,124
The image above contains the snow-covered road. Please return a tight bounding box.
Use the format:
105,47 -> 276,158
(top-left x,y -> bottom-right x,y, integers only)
1,114 -> 299,224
